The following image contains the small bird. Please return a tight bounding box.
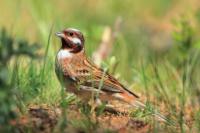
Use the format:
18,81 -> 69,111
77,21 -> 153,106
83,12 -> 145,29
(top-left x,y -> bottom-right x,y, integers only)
55,28 -> 139,105
55,28 -> 167,122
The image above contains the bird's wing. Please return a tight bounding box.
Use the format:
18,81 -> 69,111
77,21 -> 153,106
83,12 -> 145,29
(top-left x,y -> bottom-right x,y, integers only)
64,58 -> 139,98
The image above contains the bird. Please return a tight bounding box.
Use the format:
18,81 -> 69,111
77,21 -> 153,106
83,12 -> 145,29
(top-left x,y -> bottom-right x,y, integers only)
55,28 -> 168,122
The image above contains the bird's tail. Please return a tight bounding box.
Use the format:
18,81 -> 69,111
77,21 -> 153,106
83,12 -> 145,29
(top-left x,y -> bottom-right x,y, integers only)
131,100 -> 169,122
116,92 -> 169,123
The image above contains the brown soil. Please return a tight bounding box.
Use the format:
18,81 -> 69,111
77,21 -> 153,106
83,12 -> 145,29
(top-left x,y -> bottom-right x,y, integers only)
10,100 -> 197,133
12,104 -> 152,133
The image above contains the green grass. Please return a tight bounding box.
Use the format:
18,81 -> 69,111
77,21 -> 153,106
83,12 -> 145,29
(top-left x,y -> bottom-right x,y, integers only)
0,0 -> 200,132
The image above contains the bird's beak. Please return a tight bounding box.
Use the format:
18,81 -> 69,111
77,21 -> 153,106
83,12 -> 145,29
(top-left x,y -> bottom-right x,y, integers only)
55,32 -> 65,38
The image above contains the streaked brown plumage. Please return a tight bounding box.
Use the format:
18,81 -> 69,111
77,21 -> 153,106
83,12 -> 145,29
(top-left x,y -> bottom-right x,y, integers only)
55,28 -> 168,122
55,28 -> 138,104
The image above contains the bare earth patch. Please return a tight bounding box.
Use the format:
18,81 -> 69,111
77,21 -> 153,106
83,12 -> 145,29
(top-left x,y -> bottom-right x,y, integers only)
12,104 -> 151,133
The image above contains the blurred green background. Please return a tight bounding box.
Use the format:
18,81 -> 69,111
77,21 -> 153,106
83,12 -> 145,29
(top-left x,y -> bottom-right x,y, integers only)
1,0 -> 199,80
1,0 -> 200,132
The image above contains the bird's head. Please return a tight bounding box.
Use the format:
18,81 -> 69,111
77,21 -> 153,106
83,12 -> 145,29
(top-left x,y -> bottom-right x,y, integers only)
56,28 -> 85,53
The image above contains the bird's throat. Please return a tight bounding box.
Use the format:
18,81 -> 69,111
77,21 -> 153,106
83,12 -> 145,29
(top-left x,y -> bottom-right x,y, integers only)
61,38 -> 83,53
61,38 -> 71,49
57,49 -> 72,60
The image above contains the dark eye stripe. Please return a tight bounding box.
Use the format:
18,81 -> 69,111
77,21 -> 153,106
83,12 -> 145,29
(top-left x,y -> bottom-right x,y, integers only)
63,31 -> 67,35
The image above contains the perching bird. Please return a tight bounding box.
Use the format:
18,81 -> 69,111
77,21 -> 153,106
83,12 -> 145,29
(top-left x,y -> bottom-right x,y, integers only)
55,28 -> 168,122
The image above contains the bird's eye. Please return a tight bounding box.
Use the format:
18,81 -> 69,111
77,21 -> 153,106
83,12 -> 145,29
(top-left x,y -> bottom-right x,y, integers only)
69,32 -> 74,36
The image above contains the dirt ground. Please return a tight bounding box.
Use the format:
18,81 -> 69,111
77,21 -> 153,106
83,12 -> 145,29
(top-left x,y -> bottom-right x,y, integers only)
10,98 -> 197,133
11,103 -> 153,133
10,99 -> 197,133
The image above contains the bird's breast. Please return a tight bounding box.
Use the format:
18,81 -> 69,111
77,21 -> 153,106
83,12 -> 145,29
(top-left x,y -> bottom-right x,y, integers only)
57,49 -> 72,60
55,51 -> 72,85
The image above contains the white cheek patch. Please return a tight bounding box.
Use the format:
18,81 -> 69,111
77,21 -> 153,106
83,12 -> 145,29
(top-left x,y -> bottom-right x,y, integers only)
69,37 -> 81,45
57,49 -> 72,60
